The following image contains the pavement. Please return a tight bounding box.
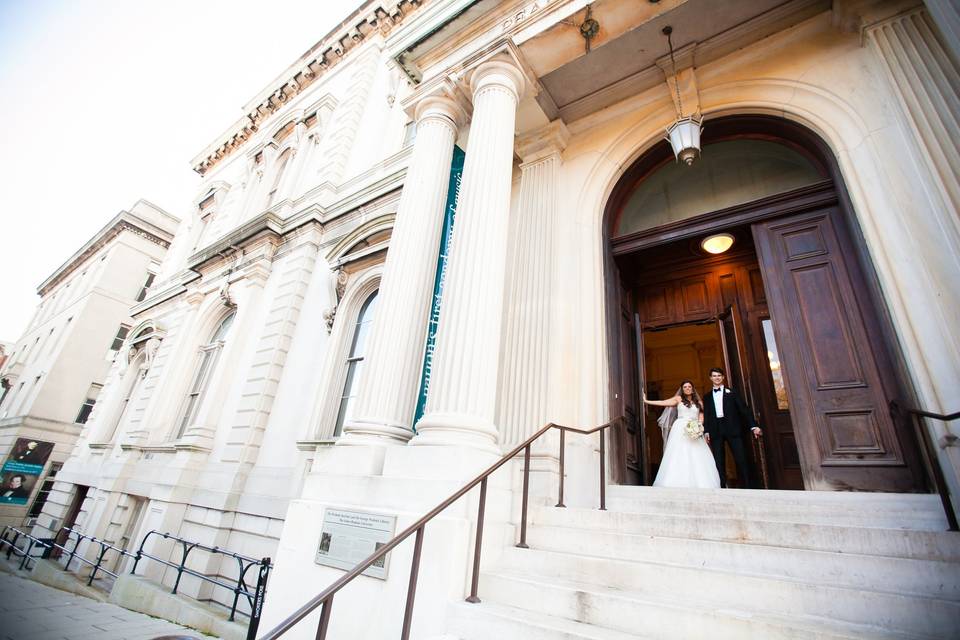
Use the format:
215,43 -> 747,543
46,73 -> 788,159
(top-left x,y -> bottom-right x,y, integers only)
0,570 -> 214,640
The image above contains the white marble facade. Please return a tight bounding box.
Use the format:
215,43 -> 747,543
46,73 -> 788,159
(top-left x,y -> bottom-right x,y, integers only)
31,0 -> 960,634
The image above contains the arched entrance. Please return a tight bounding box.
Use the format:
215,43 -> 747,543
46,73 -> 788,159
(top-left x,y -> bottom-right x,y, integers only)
604,115 -> 926,492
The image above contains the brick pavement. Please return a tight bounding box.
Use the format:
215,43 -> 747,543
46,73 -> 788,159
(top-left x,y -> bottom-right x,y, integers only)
0,570 -> 214,640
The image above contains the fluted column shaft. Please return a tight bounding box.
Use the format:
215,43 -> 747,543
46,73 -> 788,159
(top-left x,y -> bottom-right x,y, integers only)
498,122 -> 569,445
413,60 -> 526,450
340,96 -> 465,445
867,8 -> 960,243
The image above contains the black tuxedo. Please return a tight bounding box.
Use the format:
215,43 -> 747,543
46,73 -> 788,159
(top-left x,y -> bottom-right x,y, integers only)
703,387 -> 757,488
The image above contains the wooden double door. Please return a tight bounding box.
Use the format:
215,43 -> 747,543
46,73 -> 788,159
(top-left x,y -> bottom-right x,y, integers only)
614,200 -> 925,492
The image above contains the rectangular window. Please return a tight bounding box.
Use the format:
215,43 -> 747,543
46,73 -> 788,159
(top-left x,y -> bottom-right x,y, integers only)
27,463 -> 62,518
135,272 -> 156,303
74,383 -> 103,424
402,120 -> 417,147
110,325 -> 131,352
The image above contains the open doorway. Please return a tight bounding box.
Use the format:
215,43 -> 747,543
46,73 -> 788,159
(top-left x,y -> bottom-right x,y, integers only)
606,116 -> 925,493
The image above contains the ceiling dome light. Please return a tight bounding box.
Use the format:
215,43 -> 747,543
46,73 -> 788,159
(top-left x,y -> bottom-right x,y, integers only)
701,233 -> 734,254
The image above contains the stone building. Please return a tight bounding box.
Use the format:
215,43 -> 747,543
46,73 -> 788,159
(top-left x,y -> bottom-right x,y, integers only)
0,200 -> 178,529
36,0 -> 960,638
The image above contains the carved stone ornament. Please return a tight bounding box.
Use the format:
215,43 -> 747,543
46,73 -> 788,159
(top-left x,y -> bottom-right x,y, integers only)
323,306 -> 337,334
323,267 -> 349,334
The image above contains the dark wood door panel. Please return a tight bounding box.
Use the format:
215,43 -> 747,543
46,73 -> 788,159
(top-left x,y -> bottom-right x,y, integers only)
754,209 -> 922,491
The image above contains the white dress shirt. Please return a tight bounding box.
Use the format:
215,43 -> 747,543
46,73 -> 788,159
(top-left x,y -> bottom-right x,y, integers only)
712,386 -> 725,418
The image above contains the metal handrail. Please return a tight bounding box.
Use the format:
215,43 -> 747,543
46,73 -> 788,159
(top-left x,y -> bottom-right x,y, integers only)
891,400 -> 959,531
1,524 -> 271,640
260,418 -> 621,640
0,526 -> 48,570
130,530 -> 271,639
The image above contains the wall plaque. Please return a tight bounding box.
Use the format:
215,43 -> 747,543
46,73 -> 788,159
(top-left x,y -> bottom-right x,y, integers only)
314,508 -> 397,580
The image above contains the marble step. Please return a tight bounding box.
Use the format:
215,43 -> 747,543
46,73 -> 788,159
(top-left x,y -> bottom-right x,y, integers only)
493,546 -> 960,635
445,600 -> 652,640
474,571 -> 939,640
526,505 -> 960,561
521,525 -> 960,600
602,487 -> 948,529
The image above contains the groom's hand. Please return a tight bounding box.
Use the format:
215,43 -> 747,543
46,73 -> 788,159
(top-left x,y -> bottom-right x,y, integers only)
752,427 -> 762,438
704,433 -> 711,445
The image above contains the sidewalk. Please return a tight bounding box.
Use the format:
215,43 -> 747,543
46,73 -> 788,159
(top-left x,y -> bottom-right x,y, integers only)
0,570 -> 212,640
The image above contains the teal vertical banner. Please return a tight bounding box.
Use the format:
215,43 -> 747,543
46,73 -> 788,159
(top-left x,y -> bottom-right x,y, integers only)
412,146 -> 465,429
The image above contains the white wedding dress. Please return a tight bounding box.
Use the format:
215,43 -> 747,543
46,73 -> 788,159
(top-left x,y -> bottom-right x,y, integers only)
653,400 -> 721,488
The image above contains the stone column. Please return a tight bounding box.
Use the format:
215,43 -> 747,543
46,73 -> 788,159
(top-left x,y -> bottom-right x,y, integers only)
339,94 -> 467,445
866,7 -> 960,244
413,60 -> 526,451
498,121 -> 569,446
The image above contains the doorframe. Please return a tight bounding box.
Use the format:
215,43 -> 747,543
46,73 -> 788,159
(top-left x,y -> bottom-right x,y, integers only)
601,115 -> 923,488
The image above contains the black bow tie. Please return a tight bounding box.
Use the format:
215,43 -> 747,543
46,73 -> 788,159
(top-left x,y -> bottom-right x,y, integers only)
713,388 -> 722,393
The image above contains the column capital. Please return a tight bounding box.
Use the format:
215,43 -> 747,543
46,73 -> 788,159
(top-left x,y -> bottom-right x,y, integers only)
517,120 -> 570,165
468,58 -> 527,103
414,94 -> 469,132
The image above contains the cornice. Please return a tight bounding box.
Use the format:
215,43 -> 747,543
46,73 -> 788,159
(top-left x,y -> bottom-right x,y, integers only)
191,0 -> 428,177
38,209 -> 178,296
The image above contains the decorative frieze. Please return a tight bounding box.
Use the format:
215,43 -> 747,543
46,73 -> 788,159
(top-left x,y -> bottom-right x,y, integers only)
192,1 -> 426,176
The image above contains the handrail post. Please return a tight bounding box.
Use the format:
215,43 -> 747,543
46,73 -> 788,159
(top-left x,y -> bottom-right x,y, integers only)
88,542 -> 110,585
400,526 -> 425,640
599,425 -> 607,511
20,539 -> 35,570
556,428 -> 566,508
909,408 -> 958,531
246,558 -> 270,640
315,597 -> 333,640
465,478 -> 487,603
517,445 -> 531,548
172,540 -> 196,595
64,531 -> 81,572
6,531 -> 19,560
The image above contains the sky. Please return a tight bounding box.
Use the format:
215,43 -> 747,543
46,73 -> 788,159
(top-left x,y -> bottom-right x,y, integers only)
0,0 -> 357,341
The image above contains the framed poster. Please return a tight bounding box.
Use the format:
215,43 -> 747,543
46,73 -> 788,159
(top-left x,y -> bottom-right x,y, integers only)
1,438 -> 54,505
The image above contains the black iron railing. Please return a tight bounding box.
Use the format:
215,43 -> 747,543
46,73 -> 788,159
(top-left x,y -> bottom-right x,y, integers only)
260,418 -> 620,640
0,526 -> 48,570
131,530 -> 271,638
0,524 -> 272,640
891,400 -> 959,531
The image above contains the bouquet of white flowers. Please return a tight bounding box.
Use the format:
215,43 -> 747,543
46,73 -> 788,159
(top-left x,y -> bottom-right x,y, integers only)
684,419 -> 704,440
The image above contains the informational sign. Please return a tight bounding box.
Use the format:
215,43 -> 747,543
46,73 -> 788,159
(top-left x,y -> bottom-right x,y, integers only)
0,438 -> 54,505
413,145 -> 465,428
314,508 -> 397,580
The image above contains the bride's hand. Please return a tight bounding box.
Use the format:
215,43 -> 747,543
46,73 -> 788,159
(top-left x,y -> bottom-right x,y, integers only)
642,391 -> 647,403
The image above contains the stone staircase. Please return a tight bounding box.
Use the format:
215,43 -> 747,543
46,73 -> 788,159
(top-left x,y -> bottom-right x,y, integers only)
444,486 -> 960,639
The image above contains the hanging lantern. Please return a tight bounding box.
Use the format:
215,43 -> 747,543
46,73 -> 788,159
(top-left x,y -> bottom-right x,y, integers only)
662,26 -> 702,166
665,115 -> 702,166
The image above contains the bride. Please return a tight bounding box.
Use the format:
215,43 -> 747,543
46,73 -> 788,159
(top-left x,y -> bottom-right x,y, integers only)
643,381 -> 721,489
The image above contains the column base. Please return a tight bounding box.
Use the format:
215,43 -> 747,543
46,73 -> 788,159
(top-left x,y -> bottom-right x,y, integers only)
411,411 -> 500,453
338,418 -> 414,446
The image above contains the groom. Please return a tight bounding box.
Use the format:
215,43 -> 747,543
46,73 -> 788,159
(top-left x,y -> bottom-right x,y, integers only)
703,367 -> 761,489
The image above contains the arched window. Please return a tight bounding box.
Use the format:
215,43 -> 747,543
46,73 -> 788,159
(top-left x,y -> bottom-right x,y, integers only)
614,138 -> 826,237
333,291 -> 378,436
177,311 -> 236,438
266,148 -> 293,207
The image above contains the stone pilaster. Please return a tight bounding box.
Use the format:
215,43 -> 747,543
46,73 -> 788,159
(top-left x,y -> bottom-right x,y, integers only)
497,121 -> 569,447
413,60 -> 526,451
866,8 -> 960,242
339,94 -> 467,446
221,243 -> 313,463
